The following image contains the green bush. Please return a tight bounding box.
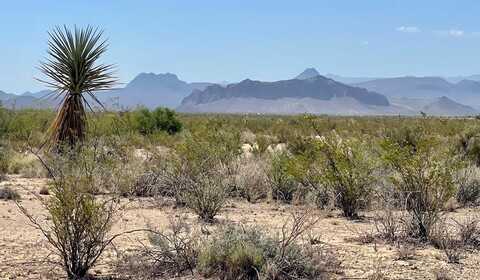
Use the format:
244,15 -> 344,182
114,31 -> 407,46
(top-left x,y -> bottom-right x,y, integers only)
197,222 -> 331,280
171,129 -> 239,221
268,153 -> 298,202
18,145 -> 123,280
381,134 -> 461,240
317,133 -> 376,218
134,107 -> 182,135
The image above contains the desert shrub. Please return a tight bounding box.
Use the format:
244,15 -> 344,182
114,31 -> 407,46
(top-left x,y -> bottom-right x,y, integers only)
268,153 -> 298,202
135,107 -> 182,135
317,133 -> 376,218
179,163 -> 228,222
170,129 -> 240,221
46,137 -> 146,195
0,186 -> 20,200
232,156 -> 269,203
8,152 -> 47,178
433,268 -> 453,280
434,232 -> 463,264
455,166 -> 480,206
197,226 -> 267,279
116,216 -> 199,278
198,212 -> 333,280
395,242 -> 416,260
454,215 -> 480,248
0,141 -> 11,180
19,158 -> 121,279
283,142 -> 333,208
381,134 -> 461,240
457,126 -> 480,166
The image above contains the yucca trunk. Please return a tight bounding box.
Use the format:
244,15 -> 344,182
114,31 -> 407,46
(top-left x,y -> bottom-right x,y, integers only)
50,93 -> 86,147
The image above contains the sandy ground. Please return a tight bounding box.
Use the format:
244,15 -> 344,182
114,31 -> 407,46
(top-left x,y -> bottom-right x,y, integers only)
1,175 -> 479,280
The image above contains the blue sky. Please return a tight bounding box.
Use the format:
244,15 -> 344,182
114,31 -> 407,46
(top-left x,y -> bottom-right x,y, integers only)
1,0 -> 480,93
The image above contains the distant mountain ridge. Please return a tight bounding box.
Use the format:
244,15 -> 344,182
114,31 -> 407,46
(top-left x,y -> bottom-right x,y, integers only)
181,74 -> 390,107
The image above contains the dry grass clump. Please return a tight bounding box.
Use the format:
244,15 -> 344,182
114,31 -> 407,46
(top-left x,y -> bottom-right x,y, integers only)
197,212 -> 337,280
8,152 -> 48,178
232,155 -> 269,203
0,186 -> 20,200
456,166 -> 480,207
119,212 -> 339,280
433,267 -> 453,280
116,215 -> 199,278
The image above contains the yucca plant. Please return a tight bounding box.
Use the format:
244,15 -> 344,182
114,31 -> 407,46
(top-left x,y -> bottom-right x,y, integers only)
39,26 -> 117,148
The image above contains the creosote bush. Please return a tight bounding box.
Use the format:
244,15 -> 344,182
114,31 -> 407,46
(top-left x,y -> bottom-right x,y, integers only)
268,153 -> 298,203
317,133 -> 376,218
171,129 -> 239,222
134,107 -> 182,135
18,145 -> 126,280
381,134 -> 461,240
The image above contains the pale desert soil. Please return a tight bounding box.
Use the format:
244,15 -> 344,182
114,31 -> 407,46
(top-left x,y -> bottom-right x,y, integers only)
1,175 -> 479,280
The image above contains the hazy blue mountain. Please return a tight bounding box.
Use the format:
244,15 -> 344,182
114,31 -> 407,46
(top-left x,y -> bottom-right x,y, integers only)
295,68 -> 321,80
326,74 -> 480,85
178,72 -> 394,114
22,90 -> 55,99
0,90 -> 53,109
391,96 -> 477,116
423,96 -> 477,116
181,75 -> 389,106
354,77 -> 480,107
100,72 -> 213,109
446,75 -> 480,84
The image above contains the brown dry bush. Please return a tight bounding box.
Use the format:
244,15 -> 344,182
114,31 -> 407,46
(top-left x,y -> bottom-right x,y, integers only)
116,215 -> 199,278
231,155 -> 269,203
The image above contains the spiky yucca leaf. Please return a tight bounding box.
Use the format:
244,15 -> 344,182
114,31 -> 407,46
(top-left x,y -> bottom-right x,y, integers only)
39,25 -> 117,147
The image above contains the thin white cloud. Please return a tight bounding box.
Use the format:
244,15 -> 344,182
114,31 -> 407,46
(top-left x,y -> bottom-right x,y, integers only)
361,41 -> 369,46
435,29 -> 466,38
396,26 -> 421,33
448,29 -> 464,37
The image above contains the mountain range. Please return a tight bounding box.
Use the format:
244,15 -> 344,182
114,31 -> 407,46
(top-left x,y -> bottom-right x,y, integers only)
1,68 -> 480,116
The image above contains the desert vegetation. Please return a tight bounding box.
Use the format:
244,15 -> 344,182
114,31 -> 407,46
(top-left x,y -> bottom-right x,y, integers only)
1,106 -> 480,279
